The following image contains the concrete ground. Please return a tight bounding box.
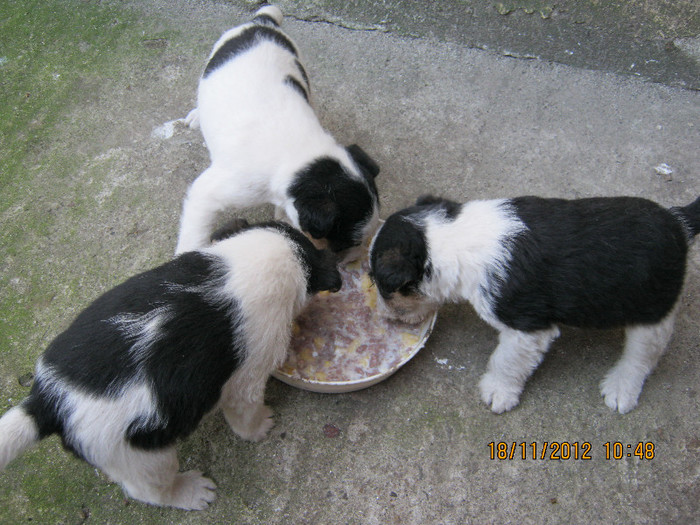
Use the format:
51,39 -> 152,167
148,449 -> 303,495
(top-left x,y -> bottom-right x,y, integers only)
1,0 -> 698,523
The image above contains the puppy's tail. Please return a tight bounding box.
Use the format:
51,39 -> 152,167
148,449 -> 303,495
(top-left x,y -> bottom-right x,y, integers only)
671,196 -> 700,240
0,404 -> 40,470
252,5 -> 283,26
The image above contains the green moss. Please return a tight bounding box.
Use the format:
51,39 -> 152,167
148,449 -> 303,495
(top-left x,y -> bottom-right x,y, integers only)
0,0 -> 175,389
0,6 -> 187,520
388,400 -> 470,452
1,1 -> 120,184
0,439 -> 97,524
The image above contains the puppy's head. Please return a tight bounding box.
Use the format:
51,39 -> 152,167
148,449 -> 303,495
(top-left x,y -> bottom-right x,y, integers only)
266,222 -> 342,295
369,195 -> 459,323
288,145 -> 380,262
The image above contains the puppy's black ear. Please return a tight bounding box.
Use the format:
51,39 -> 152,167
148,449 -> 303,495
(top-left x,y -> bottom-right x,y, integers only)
210,218 -> 250,242
415,194 -> 443,206
347,144 -> 380,179
414,194 -> 462,218
309,249 -> 342,294
372,247 -> 424,297
296,197 -> 338,239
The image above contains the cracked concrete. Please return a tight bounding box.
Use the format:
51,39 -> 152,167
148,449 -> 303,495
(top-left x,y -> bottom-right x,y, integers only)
274,0 -> 700,90
0,1 -> 698,523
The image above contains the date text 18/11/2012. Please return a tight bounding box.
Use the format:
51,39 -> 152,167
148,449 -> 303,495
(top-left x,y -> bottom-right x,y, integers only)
487,442 -> 655,461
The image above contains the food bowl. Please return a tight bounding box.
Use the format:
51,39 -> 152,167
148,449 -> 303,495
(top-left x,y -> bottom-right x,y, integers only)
272,251 -> 437,393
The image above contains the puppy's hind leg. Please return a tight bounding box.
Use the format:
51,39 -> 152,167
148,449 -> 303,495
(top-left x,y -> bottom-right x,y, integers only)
101,444 -> 216,510
600,312 -> 676,414
479,326 -> 560,413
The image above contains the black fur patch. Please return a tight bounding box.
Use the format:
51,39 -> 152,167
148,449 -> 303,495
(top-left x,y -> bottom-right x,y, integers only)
347,144 -> 380,182
294,59 -> 310,90
252,14 -> 279,27
288,158 -> 378,253
494,196 -> 690,331
414,194 -> 462,220
285,75 -> 309,101
670,195 -> 700,239
24,252 -> 242,451
203,25 -> 297,78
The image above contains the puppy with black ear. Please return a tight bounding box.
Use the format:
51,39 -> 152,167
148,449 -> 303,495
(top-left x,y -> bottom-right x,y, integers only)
370,194 -> 700,414
176,5 -> 380,261
0,220 -> 341,510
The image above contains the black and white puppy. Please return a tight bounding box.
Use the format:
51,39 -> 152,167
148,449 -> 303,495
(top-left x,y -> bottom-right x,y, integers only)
370,194 -> 700,414
0,220 -> 341,510
176,5 -> 380,261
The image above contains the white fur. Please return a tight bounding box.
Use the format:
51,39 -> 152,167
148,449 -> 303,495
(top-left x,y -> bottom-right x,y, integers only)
204,228 -> 310,431
377,199 -> 524,327
253,5 -> 283,26
176,12 -> 371,254
600,310 -> 676,414
28,361 -> 215,509
109,306 -> 174,366
478,326 -> 560,413
420,200 -> 524,324
0,406 -> 39,470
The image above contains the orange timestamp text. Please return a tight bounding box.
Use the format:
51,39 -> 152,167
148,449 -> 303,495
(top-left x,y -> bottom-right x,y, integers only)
488,441 -> 655,460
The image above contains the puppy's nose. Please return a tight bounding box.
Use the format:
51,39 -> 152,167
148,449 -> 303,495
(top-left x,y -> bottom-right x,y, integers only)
329,276 -> 342,293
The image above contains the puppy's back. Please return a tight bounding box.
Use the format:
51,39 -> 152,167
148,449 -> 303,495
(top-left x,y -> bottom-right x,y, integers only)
14,229 -> 309,456
496,196 -> 689,331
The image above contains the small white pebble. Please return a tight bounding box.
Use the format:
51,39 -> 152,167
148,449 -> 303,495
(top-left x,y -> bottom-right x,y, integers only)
654,163 -> 673,176
151,118 -> 186,140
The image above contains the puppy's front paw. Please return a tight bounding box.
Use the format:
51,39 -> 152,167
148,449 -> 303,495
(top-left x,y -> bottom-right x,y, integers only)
479,373 -> 521,414
225,404 -> 275,442
600,369 -> 643,414
169,470 -> 217,511
246,405 -> 275,442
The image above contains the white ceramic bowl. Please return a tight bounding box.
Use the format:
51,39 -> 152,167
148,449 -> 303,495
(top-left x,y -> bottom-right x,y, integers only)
272,248 -> 438,393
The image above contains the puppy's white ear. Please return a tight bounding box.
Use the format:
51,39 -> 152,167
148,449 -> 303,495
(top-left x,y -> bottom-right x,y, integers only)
347,144 -> 380,179
296,197 -> 338,239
